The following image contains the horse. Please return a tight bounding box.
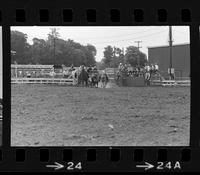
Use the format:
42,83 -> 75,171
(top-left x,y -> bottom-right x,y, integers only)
88,73 -> 99,88
71,69 -> 79,85
77,67 -> 89,86
144,71 -> 151,86
99,72 -> 109,88
150,70 -> 164,81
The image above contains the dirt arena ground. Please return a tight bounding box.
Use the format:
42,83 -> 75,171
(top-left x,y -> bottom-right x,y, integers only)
11,83 -> 190,146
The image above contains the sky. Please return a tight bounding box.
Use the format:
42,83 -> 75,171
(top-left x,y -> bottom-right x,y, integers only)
11,26 -> 190,62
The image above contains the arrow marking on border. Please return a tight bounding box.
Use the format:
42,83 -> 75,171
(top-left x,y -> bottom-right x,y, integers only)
136,162 -> 154,170
46,162 -> 64,170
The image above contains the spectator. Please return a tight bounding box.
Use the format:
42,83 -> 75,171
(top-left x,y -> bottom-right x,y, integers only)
144,64 -> 150,72
123,64 -> 128,71
26,71 -> 31,78
154,63 -> 159,73
69,64 -> 75,71
87,65 -> 93,74
19,70 -> 22,77
127,64 -> 133,76
93,65 -> 97,71
118,63 -> 123,72
150,64 -> 154,74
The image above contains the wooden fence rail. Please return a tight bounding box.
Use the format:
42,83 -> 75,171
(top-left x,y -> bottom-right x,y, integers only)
11,78 -> 74,85
151,80 -> 190,87
11,78 -> 191,87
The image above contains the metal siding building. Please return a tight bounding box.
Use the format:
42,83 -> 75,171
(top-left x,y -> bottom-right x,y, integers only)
148,43 -> 190,78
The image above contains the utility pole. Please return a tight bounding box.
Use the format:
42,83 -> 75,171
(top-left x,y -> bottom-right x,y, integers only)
53,37 -> 56,64
113,46 -> 116,68
135,41 -> 142,51
122,47 -> 124,56
50,28 -> 59,65
113,46 -> 116,57
169,26 -> 173,80
135,41 -> 142,67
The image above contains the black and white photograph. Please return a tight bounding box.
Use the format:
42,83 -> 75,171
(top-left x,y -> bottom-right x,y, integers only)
0,27 -> 2,146
11,26 -> 190,146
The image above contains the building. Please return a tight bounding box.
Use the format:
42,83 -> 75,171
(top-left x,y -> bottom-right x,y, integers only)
148,43 -> 190,78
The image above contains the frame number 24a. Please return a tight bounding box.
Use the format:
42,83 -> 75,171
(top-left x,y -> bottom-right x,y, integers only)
157,161 -> 181,170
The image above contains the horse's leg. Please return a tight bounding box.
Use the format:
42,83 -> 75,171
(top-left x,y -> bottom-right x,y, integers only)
85,79 -> 88,86
103,82 -> 105,88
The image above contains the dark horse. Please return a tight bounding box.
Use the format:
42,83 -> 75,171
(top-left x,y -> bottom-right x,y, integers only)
78,68 -> 89,86
144,71 -> 151,86
89,73 -> 99,88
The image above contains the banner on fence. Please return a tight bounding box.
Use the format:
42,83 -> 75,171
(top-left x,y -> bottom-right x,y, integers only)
105,68 -> 115,74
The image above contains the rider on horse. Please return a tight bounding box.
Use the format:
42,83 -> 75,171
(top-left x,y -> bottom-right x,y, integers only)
144,64 -> 151,86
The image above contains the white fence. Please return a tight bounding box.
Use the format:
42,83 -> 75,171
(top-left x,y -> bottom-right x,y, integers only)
151,79 -> 190,87
11,78 -> 74,85
105,68 -> 117,80
11,77 -> 191,87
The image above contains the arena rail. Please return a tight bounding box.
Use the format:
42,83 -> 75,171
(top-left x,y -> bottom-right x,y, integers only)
11,78 -> 74,85
151,79 -> 190,86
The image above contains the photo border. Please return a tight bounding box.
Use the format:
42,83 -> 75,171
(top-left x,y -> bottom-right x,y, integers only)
0,0 -> 199,172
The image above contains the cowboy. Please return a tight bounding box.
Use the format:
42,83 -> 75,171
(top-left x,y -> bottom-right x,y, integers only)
69,64 -> 75,71
135,66 -> 139,77
154,63 -> 159,73
147,64 -> 150,72
87,65 -> 93,74
123,64 -> 128,74
26,71 -> 31,78
118,63 -> 123,72
92,65 -> 98,72
144,63 -> 147,71
140,66 -> 144,76
127,64 -> 133,76
150,64 -> 154,75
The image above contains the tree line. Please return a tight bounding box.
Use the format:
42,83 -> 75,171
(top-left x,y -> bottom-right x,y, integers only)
98,45 -> 147,69
11,28 -> 148,68
11,29 -> 97,66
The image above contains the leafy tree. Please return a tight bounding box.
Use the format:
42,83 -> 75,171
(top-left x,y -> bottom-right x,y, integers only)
124,46 -> 147,67
11,30 -> 30,64
110,47 -> 125,68
29,38 -> 49,64
11,29 -> 97,66
83,44 -> 96,66
102,46 -> 125,68
102,45 -> 114,67
47,28 -> 60,63
86,44 -> 97,57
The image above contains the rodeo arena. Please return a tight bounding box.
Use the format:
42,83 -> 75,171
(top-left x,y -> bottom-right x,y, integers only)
11,58 -> 190,146
11,27 -> 190,146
